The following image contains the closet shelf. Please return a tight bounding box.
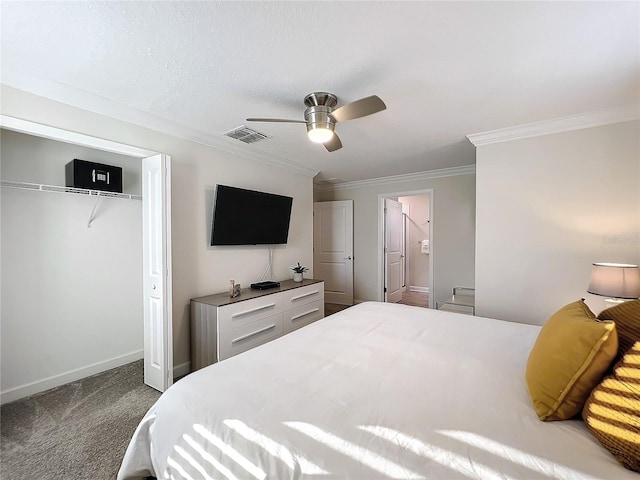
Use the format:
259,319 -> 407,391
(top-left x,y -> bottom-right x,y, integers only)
1,180 -> 142,200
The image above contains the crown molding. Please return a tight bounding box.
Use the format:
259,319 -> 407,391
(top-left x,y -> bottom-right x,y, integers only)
466,105 -> 640,147
1,72 -> 318,177
314,165 -> 476,192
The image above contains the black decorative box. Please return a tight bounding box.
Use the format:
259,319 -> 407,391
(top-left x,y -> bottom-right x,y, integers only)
65,159 -> 123,193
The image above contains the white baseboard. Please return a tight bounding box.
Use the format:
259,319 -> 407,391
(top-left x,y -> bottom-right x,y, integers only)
173,361 -> 191,380
1,349 -> 144,405
409,286 -> 429,293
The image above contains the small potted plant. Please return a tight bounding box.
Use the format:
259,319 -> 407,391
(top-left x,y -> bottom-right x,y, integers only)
291,262 -> 308,282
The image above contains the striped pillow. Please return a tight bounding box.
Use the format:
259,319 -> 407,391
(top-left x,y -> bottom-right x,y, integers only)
582,341 -> 640,472
598,300 -> 640,365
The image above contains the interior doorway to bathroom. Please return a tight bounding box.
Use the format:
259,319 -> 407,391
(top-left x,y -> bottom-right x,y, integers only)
379,189 -> 433,309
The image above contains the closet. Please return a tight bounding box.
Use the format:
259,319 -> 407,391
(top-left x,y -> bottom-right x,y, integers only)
1,128 -> 144,403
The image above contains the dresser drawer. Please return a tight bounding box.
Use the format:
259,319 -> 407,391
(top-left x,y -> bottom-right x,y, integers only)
282,283 -> 324,309
219,312 -> 283,360
283,300 -> 324,334
218,295 -> 283,330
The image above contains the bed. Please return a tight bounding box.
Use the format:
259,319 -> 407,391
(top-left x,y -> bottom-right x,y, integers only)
118,301 -> 636,480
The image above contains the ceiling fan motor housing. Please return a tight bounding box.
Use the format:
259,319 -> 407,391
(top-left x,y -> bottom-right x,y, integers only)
304,92 -> 338,108
304,105 -> 335,135
304,92 -> 338,135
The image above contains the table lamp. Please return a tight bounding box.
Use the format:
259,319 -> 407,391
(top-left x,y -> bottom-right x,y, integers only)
587,263 -> 640,305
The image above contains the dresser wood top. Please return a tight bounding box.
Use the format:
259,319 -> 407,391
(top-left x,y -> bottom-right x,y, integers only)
191,278 -> 323,307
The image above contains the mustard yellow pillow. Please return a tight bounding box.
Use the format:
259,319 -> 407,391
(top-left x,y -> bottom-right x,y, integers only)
583,341 -> 640,472
526,299 -> 618,421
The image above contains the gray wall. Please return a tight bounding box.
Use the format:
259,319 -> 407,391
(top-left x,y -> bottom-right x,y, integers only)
475,120 -> 640,324
315,172 -> 475,305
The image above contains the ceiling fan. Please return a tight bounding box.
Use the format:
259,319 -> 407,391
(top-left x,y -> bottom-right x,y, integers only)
246,92 -> 386,152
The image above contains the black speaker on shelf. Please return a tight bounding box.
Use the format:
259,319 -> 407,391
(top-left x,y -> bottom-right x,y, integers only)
250,281 -> 281,290
65,159 -> 123,193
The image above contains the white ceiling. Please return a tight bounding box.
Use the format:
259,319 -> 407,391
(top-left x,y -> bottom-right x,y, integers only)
1,1 -> 638,183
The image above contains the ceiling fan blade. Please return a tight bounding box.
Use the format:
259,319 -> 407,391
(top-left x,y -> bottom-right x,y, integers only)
246,118 -> 307,124
330,95 -> 386,122
324,133 -> 343,152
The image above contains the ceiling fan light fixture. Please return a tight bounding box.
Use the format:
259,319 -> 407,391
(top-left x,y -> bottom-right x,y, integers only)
307,125 -> 334,143
305,105 -> 335,143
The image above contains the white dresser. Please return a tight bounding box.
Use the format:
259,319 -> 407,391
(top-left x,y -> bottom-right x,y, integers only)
190,279 -> 324,370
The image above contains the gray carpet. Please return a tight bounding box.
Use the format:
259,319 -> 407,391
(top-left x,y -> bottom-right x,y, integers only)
324,302 -> 351,316
1,360 -> 161,480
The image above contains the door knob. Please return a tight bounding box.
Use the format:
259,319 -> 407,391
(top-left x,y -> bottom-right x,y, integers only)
152,284 -> 157,290
344,256 -> 352,260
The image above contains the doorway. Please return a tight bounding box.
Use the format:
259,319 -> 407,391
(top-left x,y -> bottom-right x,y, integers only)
0,115 -> 173,400
378,189 -> 434,308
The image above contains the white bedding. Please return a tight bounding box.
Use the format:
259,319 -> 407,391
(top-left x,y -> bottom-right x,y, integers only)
118,302 -> 635,480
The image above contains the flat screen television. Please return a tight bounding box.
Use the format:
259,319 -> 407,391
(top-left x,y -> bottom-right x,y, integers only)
211,185 -> 293,245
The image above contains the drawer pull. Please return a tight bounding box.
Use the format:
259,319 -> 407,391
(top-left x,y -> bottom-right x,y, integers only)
231,324 -> 276,344
290,290 -> 319,302
291,308 -> 320,322
231,302 -> 276,319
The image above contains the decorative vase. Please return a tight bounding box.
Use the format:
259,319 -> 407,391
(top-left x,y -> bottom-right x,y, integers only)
293,272 -> 303,282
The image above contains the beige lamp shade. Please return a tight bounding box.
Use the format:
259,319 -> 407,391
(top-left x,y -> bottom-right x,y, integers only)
587,263 -> 640,299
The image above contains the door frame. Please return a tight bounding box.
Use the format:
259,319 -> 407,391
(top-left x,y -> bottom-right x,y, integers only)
0,115 -> 173,391
378,189 -> 434,307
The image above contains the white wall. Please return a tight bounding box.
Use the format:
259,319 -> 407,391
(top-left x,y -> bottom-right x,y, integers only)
475,120 -> 640,324
315,171 -> 475,305
1,85 -> 315,380
1,129 -> 143,400
399,194 -> 430,290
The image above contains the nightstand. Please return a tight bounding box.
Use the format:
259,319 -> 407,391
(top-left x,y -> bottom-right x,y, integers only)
437,287 -> 475,315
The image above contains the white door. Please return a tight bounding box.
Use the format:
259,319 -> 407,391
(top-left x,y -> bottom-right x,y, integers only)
143,154 -> 173,392
385,198 -> 403,303
313,201 -> 354,305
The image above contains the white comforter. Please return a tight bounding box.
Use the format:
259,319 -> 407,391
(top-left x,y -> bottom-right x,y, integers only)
118,302 -> 635,480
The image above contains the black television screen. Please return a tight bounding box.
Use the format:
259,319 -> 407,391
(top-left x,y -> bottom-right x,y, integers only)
211,185 -> 293,245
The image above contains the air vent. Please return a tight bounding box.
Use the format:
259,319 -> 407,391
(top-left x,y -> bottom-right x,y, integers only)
223,125 -> 272,144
